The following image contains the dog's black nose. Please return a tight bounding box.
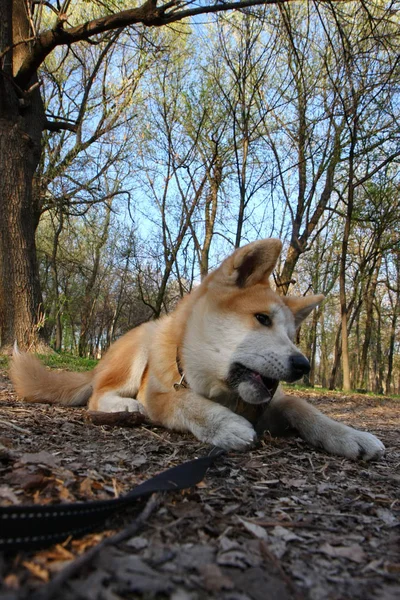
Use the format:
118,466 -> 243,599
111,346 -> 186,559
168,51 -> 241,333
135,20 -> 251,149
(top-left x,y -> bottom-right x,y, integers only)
289,354 -> 310,380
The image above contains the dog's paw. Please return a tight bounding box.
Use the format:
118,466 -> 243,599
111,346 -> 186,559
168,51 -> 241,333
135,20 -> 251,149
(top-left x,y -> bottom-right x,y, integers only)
323,426 -> 385,461
107,398 -> 146,414
206,412 -> 257,450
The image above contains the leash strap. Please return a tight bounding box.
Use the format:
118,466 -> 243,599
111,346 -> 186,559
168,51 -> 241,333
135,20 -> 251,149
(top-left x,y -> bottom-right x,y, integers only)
0,448 -> 225,551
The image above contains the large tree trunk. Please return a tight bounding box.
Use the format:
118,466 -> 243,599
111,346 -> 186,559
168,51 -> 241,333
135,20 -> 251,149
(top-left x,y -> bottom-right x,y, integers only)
0,0 -> 46,351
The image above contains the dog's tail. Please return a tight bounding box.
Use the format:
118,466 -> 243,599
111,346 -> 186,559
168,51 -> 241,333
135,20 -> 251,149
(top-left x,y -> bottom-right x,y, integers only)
10,349 -> 94,406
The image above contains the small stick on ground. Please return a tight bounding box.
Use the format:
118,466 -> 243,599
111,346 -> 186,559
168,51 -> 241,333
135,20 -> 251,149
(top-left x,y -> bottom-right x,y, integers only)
86,411 -> 146,428
0,419 -> 31,434
260,540 -> 305,600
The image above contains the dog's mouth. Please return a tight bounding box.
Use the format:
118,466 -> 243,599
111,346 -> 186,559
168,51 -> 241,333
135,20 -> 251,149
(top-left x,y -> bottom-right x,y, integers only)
227,363 -> 279,404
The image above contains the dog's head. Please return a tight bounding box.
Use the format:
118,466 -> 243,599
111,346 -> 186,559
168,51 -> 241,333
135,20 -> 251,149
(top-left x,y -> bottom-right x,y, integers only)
183,239 -> 324,405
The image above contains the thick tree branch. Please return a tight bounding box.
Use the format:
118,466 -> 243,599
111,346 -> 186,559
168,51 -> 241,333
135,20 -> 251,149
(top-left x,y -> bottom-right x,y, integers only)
15,0 -> 348,89
45,118 -> 78,132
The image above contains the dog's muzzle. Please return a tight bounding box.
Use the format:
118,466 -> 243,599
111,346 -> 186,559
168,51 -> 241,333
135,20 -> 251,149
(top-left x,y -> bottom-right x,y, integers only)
227,363 -> 279,405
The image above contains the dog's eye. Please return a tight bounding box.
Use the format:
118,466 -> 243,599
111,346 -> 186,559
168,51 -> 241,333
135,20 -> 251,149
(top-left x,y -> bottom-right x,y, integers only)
255,313 -> 272,327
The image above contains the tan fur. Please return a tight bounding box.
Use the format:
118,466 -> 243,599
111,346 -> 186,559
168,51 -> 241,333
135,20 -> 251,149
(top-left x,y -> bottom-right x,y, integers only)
10,239 -> 385,460
10,352 -> 93,406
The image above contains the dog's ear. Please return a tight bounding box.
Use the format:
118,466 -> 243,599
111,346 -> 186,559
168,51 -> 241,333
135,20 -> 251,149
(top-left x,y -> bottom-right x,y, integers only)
216,239 -> 282,288
283,294 -> 325,328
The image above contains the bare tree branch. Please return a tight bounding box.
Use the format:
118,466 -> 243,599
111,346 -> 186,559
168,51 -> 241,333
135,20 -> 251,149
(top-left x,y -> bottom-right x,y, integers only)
15,0 -> 350,89
45,118 -> 78,132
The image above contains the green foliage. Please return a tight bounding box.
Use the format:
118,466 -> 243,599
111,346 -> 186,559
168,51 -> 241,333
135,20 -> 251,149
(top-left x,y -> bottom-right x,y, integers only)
0,353 -> 96,373
285,383 -> 400,401
37,353 -> 98,372
0,356 -> 9,370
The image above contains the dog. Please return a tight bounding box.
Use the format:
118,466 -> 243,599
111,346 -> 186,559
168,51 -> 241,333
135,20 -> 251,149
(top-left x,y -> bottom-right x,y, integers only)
10,239 -> 385,460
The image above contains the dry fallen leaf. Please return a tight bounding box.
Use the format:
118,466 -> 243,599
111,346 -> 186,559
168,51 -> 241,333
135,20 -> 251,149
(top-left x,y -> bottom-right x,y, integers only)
79,476 -> 94,497
22,561 -> 50,582
319,542 -> 365,563
3,574 -> 20,590
271,525 -> 302,542
237,516 -> 268,540
20,450 -> 58,468
376,508 -> 398,526
0,484 -> 20,505
198,563 -> 234,591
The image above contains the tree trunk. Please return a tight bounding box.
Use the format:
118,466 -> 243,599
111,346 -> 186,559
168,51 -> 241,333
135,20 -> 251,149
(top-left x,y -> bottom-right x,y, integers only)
328,323 -> 342,390
339,111 -> 358,392
386,299 -> 399,394
78,202 -> 112,356
200,153 -> 222,279
373,302 -> 384,394
358,255 -> 382,388
0,0 -> 46,351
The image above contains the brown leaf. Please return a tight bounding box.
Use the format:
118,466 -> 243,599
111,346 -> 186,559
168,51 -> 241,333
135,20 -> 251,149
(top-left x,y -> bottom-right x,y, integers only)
0,484 -> 20,505
5,467 -> 48,491
271,526 -> 301,542
39,544 -> 75,561
376,508 -> 398,526
57,484 -> 75,501
319,542 -> 365,563
79,477 -> 95,497
280,477 -> 307,488
20,450 -> 58,468
198,563 -> 234,591
237,516 -> 268,540
22,561 -> 50,582
217,550 -> 249,569
3,574 -> 20,590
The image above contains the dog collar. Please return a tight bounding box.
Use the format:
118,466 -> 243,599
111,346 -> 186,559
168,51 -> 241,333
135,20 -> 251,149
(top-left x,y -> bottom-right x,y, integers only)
174,349 -> 189,390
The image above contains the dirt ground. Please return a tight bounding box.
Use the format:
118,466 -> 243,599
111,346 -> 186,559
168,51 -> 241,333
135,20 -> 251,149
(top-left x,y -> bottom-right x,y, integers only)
0,370 -> 399,600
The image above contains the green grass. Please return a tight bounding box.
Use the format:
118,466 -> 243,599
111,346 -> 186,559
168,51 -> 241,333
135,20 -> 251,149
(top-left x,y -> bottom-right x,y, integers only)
0,352 -> 97,372
286,382 -> 400,400
0,356 -> 9,369
37,353 -> 98,372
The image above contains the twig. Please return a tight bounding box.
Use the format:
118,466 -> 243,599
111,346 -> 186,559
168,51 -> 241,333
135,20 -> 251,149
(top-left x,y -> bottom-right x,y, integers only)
141,426 -> 174,445
86,410 -> 146,428
30,492 -> 162,600
245,518 -> 338,532
259,540 -> 305,600
360,470 -> 400,484
0,419 -> 31,435
0,36 -> 37,61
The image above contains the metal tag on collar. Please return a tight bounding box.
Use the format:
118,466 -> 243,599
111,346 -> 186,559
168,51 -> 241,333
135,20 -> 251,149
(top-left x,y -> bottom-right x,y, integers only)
174,373 -> 188,390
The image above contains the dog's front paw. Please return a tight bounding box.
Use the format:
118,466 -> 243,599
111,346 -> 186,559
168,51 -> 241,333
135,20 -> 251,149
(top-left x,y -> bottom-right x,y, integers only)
108,398 -> 146,414
207,412 -> 257,450
323,426 -> 385,461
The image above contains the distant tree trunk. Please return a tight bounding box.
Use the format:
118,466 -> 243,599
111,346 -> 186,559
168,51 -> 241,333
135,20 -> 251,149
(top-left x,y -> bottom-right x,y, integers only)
339,106 -> 358,392
373,301 -> 384,394
78,202 -> 112,356
386,297 -> 399,394
385,250 -> 400,394
307,310 -> 319,387
329,324 -> 342,390
199,154 -> 222,279
358,255 -> 382,388
51,211 -> 64,352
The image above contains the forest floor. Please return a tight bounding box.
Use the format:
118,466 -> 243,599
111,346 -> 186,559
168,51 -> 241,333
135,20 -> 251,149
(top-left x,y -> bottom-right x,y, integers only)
0,365 -> 399,600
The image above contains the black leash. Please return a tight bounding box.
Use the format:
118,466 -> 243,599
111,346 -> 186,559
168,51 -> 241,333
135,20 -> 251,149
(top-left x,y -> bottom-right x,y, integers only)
0,447 -> 225,551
